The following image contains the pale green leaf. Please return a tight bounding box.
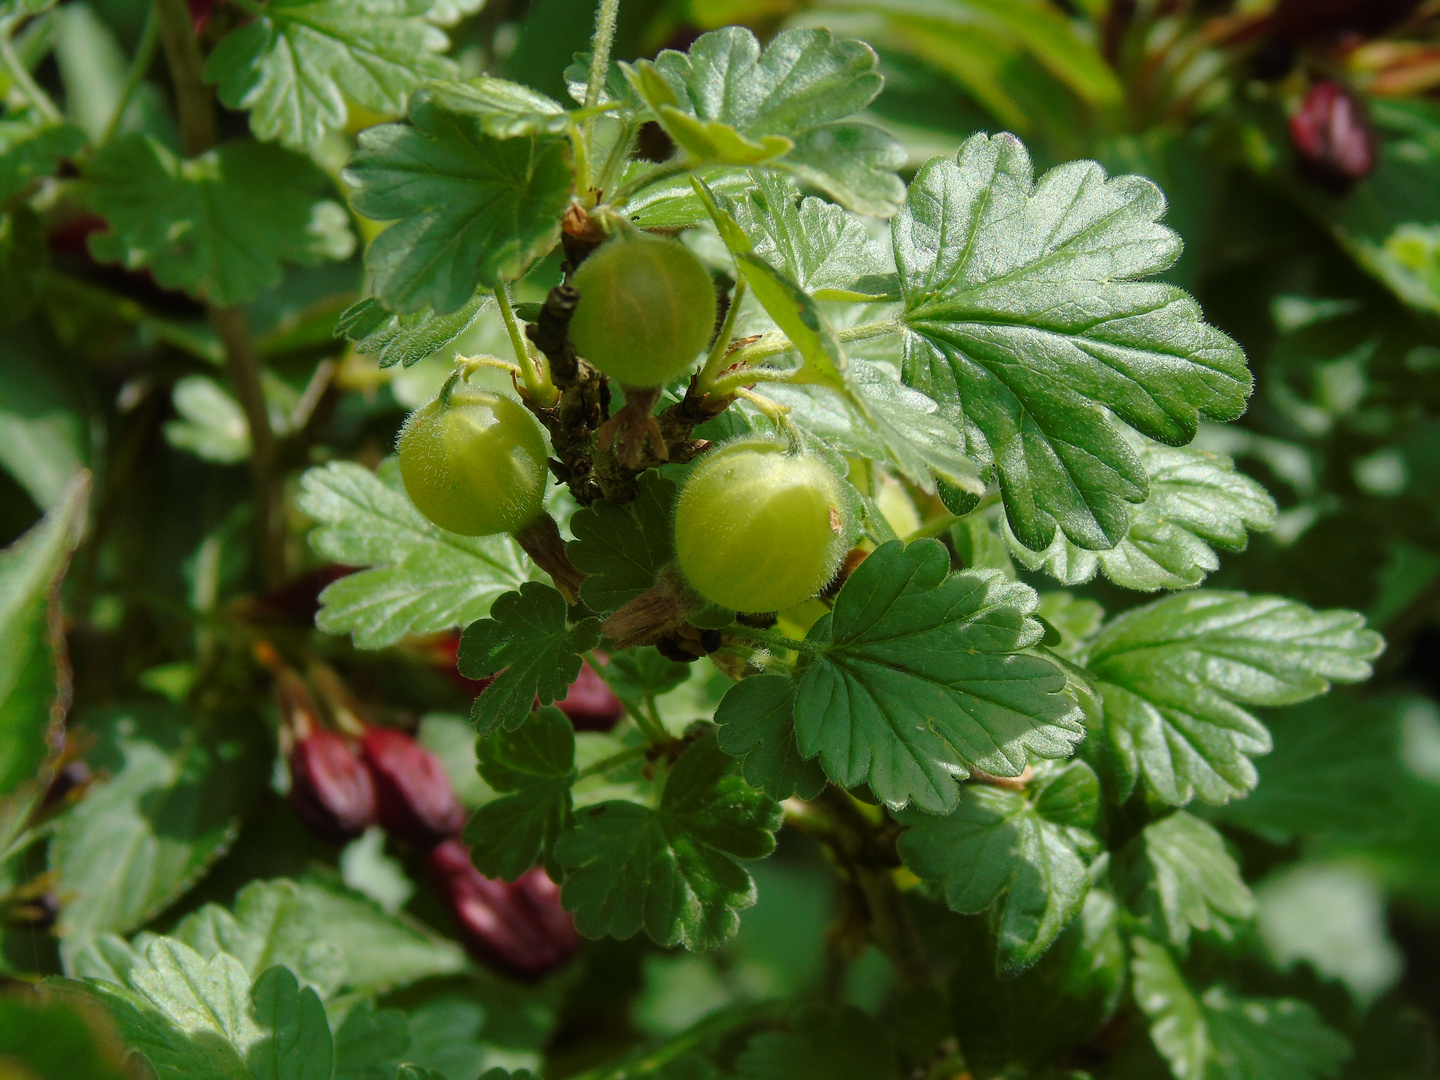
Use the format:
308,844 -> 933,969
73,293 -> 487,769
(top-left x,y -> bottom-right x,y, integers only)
1082,591 -> 1384,805
895,133 -> 1251,552
205,0 -> 456,152
0,471 -> 86,797
1126,812 -> 1253,947
335,293 -> 489,369
296,460 -> 532,649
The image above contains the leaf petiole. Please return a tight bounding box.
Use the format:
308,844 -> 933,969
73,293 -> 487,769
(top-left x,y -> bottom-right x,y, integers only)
575,743 -> 651,780
494,285 -> 557,406
0,17 -> 62,123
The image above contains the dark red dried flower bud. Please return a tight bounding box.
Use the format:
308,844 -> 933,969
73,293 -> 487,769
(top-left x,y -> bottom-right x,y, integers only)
427,839 -> 580,980
556,659 -> 625,732
361,727 -> 465,848
1290,81 -> 1377,192
289,730 -> 376,844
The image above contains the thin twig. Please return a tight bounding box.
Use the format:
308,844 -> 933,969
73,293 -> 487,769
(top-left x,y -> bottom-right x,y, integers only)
100,5 -> 160,144
0,17 -> 62,123
153,0 -> 215,156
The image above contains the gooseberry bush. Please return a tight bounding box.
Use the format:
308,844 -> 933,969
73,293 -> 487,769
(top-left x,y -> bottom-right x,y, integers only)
3,0 -> 1440,1079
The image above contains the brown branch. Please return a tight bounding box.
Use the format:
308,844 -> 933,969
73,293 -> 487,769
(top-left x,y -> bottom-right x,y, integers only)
155,0 -> 284,586
513,513 -> 587,605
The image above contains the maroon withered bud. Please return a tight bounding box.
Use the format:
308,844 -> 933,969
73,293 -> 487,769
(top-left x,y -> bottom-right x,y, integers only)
361,727 -> 465,848
427,839 -> 580,980
1290,81 -> 1377,192
289,729 -> 377,844
556,659 -> 625,732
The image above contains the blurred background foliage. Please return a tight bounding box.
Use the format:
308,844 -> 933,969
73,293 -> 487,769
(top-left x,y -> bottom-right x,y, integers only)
4,0 -> 1440,1077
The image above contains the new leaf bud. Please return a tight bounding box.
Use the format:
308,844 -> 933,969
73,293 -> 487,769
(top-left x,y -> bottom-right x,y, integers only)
289,730 -> 377,844
427,839 -> 580,980
361,727 -> 465,848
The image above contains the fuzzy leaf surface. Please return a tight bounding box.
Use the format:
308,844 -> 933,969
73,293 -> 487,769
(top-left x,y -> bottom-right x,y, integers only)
335,293 -> 488,369
553,735 -> 781,950
793,539 -> 1084,813
296,460 -> 532,649
898,760 -> 1100,973
465,706 -> 576,880
344,96 -> 573,314
895,133 -> 1251,552
625,28 -> 905,215
204,0 -> 455,152
1008,439 -> 1277,590
458,583 -> 602,734
85,136 -> 351,305
1082,590 -> 1383,805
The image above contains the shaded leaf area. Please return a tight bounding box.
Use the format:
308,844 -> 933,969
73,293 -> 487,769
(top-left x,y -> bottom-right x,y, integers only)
553,736 -> 781,950
1081,590 -> 1384,806
789,539 -> 1083,813
344,95 -> 574,314
622,27 -> 906,216
895,133 -> 1251,552
49,704 -> 251,952
458,583 -> 602,734
296,460 -> 532,649
898,760 -> 1100,973
940,885 -> 1125,1077
733,1005 -> 899,1080
0,472 -> 86,797
335,293 -> 489,369
1007,437 -> 1277,591
464,707 -> 575,880
85,136 -> 352,305
567,471 -> 677,614
1130,938 -> 1351,1080
0,121 -> 87,202
205,0 -> 456,152
0,985 -> 140,1080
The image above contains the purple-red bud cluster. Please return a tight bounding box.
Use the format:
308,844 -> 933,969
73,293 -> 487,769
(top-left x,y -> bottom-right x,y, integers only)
361,727 -> 466,846
427,839 -> 580,980
555,658 -> 626,731
1290,81 -> 1377,191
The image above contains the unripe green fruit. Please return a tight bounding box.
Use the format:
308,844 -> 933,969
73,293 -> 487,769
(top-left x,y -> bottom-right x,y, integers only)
674,441 -> 849,613
568,233 -> 717,386
398,386 -> 548,536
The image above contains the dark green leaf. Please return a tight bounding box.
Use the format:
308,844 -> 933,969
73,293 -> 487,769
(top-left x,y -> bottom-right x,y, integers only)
204,0 -> 457,152
465,706 -> 576,879
296,460 -> 532,649
0,206 -> 47,326
602,648 -> 692,702
948,886 -> 1125,1077
0,121 -> 86,202
734,1005 -> 898,1080
567,472 -> 677,614
1008,438 -> 1277,591
85,136 -> 352,305
458,583 -> 602,734
895,133 -> 1251,552
793,539 -> 1084,813
0,472 -> 86,798
1082,590 -> 1384,805
1123,812 -> 1253,947
1202,986 -> 1350,1080
344,96 -> 574,314
714,674 -> 826,801
898,760 -> 1100,973
335,293 -> 489,369
626,28 -> 905,215
333,1000 -> 411,1080
247,967 -> 333,1080
553,735 -> 782,950
1211,695 -> 1406,844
